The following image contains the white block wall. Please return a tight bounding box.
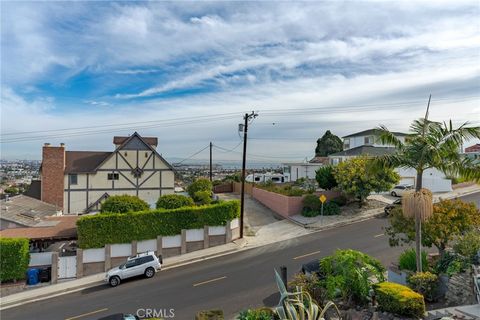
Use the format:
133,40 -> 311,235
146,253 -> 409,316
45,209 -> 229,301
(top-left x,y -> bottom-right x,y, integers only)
137,239 -> 157,252
83,248 -> 105,263
162,235 -> 181,248
111,244 -> 132,257
230,218 -> 239,229
186,229 -> 204,242
209,226 -> 226,236
29,252 -> 53,266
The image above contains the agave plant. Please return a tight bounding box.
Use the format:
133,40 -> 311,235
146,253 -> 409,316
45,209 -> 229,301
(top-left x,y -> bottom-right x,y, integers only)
273,270 -> 341,320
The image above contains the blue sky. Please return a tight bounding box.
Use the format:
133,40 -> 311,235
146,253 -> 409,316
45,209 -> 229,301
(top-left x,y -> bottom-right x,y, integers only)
1,1 -> 479,162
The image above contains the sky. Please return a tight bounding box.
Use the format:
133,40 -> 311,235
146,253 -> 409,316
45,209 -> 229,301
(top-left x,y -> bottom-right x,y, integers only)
1,1 -> 479,164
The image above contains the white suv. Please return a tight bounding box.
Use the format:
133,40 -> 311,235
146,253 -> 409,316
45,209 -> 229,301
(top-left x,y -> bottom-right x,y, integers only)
105,251 -> 162,287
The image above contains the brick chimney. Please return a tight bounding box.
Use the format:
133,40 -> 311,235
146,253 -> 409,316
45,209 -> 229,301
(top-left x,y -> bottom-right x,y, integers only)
41,143 -> 65,209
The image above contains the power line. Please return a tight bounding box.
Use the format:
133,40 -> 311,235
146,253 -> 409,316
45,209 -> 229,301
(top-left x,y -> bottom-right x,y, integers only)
172,145 -> 210,165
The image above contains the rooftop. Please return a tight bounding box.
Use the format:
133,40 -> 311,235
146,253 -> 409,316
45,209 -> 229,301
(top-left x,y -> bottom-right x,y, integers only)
342,129 -> 408,138
329,145 -> 397,157
0,195 -> 60,227
0,215 -> 78,240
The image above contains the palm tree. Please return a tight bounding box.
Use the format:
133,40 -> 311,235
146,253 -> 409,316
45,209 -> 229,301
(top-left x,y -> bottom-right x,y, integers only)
374,116 -> 480,272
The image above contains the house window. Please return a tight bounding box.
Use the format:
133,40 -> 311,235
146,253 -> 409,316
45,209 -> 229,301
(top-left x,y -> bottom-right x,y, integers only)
145,152 -> 148,158
343,139 -> 350,150
69,174 -> 78,185
364,136 -> 374,145
107,173 -> 119,180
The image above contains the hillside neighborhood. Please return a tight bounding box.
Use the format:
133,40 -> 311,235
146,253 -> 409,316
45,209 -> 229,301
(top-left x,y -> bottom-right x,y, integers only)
1,2 -> 480,320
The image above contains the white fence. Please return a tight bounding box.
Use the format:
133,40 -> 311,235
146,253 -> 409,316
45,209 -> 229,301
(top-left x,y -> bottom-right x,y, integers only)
83,248 -> 105,263
162,235 -> 181,248
29,252 -> 53,266
111,244 -> 132,258
137,239 -> 156,252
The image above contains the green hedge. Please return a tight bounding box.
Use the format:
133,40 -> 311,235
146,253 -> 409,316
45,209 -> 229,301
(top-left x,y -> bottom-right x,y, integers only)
77,200 -> 240,249
374,282 -> 425,318
0,238 -> 30,282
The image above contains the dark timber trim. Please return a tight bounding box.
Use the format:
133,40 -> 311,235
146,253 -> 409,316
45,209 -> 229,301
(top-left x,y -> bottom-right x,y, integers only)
86,174 -> 89,209
118,152 -> 134,170
118,171 -> 136,187
65,187 -> 174,192
138,171 -> 156,187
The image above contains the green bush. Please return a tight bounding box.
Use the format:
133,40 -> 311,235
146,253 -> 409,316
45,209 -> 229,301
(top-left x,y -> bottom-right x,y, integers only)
407,272 -> 438,302
453,229 -> 480,262
0,238 -> 30,282
196,310 -> 224,320
288,272 -> 325,304
156,194 -> 194,210
398,248 -> 428,272
194,190 -> 212,205
77,201 -> 240,248
100,195 -> 150,213
237,308 -> 273,320
303,194 -> 321,212
434,251 -> 468,276
315,166 -> 337,190
330,195 -> 347,206
187,178 -> 213,198
323,202 -> 340,215
320,249 -> 385,304
374,282 -> 425,318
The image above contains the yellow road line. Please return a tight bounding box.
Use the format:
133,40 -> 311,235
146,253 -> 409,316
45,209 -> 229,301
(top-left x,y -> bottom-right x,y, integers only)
65,308 -> 108,320
193,276 -> 227,287
293,250 -> 321,260
374,233 -> 384,238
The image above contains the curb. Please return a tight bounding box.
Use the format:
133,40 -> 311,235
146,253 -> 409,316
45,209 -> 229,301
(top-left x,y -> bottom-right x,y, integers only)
0,239 -> 249,310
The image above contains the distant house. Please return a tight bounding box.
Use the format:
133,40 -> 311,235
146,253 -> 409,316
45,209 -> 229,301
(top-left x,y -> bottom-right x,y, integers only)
282,157 -> 329,182
463,143 -> 480,164
328,128 -> 452,192
40,132 -> 175,214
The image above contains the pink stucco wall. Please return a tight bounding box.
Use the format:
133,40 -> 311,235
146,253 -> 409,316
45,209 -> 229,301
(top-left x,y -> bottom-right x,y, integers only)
252,188 -> 341,217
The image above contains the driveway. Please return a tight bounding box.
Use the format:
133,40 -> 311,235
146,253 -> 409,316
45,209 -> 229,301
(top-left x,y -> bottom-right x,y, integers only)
217,193 -> 281,235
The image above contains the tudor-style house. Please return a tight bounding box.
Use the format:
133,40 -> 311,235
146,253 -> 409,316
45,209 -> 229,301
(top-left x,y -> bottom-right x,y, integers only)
40,132 -> 175,214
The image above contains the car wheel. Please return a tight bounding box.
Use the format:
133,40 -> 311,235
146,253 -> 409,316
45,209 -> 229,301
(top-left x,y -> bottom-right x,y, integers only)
145,267 -> 155,278
109,276 -> 120,287
391,191 -> 397,197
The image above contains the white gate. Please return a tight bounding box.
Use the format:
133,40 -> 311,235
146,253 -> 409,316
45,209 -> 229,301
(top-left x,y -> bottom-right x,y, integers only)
58,256 -> 77,279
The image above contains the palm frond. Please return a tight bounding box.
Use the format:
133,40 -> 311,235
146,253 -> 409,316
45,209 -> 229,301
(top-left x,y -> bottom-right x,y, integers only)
376,125 -> 404,149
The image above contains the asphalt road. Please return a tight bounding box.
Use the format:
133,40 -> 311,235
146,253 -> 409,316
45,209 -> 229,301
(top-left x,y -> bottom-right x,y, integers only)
2,192 -> 479,320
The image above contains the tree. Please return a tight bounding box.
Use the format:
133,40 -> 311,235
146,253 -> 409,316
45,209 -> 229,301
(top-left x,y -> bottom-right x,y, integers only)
315,166 -> 337,190
385,199 -> 480,258
333,157 -> 399,206
100,195 -> 150,213
374,114 -> 480,271
4,187 -> 19,195
187,178 -> 213,198
315,130 -> 343,157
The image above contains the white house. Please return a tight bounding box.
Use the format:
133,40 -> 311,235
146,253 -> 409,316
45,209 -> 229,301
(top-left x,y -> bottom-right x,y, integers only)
328,129 -> 452,192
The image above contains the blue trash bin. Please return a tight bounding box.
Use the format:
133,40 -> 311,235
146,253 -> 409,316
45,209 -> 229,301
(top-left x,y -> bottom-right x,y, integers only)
27,268 -> 39,285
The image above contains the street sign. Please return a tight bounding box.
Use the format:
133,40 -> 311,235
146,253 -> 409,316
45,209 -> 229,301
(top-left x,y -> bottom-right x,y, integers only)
319,194 -> 327,203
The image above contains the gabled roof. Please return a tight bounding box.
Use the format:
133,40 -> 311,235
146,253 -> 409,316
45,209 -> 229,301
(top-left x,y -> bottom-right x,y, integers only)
465,144 -> 480,153
65,151 -> 111,174
329,145 -> 397,157
342,129 -> 408,138
114,136 -> 158,147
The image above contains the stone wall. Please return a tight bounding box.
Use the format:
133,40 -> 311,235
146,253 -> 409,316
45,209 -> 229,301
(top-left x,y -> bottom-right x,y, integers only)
445,270 -> 476,306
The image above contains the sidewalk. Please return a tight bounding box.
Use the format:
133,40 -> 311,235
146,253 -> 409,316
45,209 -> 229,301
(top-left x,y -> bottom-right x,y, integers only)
2,184 -> 478,310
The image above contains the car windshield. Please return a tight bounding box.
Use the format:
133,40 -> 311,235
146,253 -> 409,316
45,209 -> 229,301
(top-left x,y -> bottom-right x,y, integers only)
119,263 -> 126,269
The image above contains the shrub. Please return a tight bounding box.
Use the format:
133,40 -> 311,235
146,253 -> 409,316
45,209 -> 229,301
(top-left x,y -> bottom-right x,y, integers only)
194,190 -> 212,205
407,272 -> 438,302
434,251 -> 468,276
100,195 -> 150,213
77,201 -> 240,248
0,238 -> 30,282
320,249 -> 385,304
303,194 -> 321,212
453,229 -> 480,262
196,310 -> 224,320
398,248 -> 428,272
288,272 -> 325,304
256,183 -> 306,196
330,195 -> 347,206
323,202 -> 340,215
187,178 -> 213,198
315,166 -> 337,190
374,282 -> 425,318
156,194 -> 194,210
237,308 -> 273,320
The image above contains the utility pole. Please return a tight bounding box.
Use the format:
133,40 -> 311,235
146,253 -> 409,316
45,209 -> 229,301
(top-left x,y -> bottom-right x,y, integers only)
240,111 -> 258,238
209,141 -> 213,182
